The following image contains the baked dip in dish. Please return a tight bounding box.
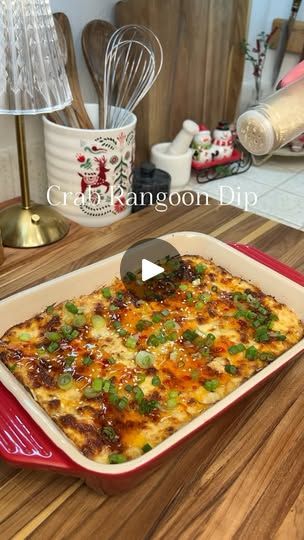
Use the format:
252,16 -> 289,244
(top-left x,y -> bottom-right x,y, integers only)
0,233 -> 303,493
1,250 -> 303,466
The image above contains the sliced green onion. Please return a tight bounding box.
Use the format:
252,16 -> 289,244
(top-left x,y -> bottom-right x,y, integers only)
108,357 -> 116,365
253,318 -> 264,328
211,285 -> 218,292
203,379 -> 219,392
255,326 -> 270,342
65,302 -> 78,314
228,343 -> 246,355
199,293 -> 211,303
47,341 -> 59,353
152,312 -> 163,323
65,356 -> 75,367
83,387 -> 101,399
152,375 -> 161,386
109,392 -> 119,405
82,356 -> 93,366
271,332 -> 286,341
58,373 -> 73,390
245,310 -> 257,320
108,453 -> 127,464
69,329 -> 79,341
167,398 -> 178,409
186,292 -> 193,302
125,384 -> 133,393
61,325 -> 72,337
195,302 -> 204,310
168,390 -> 179,399
196,263 -> 206,274
138,398 -> 159,415
109,304 -> 119,312
193,335 -> 205,348
103,379 -> 112,393
9,363 -> 17,372
125,271 -> 136,282
164,319 -> 176,331
125,336 -> 138,349
45,331 -> 61,342
155,331 -> 167,344
205,333 -> 216,346
225,364 -> 237,375
37,347 -> 46,356
91,315 -> 106,331
133,386 -> 144,403
101,287 -> 112,299
147,334 -> 160,347
259,351 -> 276,362
102,426 -> 117,441
19,332 -> 31,341
183,329 -> 198,342
46,305 -> 55,315
167,331 -> 178,342
233,292 -> 247,302
179,284 -> 188,291
245,345 -> 258,360
91,377 -> 103,392
136,372 -> 146,384
136,350 -> 154,369
117,396 -> 129,410
142,443 -> 152,453
161,309 -> 170,317
117,327 -> 128,337
136,319 -> 152,332
73,314 -> 86,327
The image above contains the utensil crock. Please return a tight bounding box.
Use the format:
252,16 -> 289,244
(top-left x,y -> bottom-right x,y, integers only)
43,104 -> 137,227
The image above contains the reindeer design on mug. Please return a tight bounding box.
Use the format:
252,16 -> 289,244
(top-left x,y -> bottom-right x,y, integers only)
78,156 -> 110,195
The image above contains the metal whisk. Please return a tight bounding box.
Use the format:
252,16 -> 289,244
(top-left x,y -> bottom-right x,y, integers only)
103,25 -> 163,129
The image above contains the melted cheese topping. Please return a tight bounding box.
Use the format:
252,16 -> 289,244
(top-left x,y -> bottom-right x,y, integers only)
0,255 -> 303,464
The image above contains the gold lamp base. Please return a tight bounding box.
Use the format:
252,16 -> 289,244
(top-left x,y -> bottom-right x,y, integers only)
0,203 -> 70,248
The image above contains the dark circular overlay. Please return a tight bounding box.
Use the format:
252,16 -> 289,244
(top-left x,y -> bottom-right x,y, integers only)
120,237 -> 184,301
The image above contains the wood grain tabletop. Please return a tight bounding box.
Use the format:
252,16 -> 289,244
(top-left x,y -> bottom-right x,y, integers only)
0,196 -> 303,540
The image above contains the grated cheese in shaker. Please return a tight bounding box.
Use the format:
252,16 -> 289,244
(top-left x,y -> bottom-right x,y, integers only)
236,76 -> 304,155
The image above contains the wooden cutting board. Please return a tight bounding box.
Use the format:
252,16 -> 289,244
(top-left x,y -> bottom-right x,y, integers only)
115,0 -> 250,162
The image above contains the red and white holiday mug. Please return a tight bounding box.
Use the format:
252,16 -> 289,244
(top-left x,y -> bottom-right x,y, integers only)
43,104 -> 137,227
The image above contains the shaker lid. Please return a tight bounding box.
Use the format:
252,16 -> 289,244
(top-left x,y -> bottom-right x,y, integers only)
236,110 -> 275,155
140,162 -> 156,177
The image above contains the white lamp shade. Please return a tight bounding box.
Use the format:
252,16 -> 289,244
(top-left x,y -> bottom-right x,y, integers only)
0,0 -> 72,114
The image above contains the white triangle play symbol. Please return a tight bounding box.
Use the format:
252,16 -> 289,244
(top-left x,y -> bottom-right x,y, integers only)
142,259 -> 164,282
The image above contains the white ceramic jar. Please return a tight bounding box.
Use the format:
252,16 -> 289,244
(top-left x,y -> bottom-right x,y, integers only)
151,142 -> 193,189
43,104 -> 137,227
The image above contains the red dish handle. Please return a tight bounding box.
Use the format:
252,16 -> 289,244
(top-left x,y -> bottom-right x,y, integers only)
230,243 -> 304,286
0,382 -> 77,473
0,243 -> 302,471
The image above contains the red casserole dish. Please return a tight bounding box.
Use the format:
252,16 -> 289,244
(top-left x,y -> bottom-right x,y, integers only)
0,236 -> 303,494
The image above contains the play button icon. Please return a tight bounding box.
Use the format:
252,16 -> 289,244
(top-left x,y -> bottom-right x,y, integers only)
120,237 -> 183,301
142,259 -> 164,282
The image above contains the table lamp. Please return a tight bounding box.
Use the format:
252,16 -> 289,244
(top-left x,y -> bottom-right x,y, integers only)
0,0 -> 72,247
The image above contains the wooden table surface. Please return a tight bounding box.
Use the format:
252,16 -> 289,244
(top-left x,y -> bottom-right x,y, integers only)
0,197 -> 303,540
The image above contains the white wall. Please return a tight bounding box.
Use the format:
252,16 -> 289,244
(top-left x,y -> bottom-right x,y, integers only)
1,0 -> 303,203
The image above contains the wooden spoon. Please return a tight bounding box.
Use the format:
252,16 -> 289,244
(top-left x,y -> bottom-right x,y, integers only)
82,20 -> 115,129
54,12 -> 93,129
